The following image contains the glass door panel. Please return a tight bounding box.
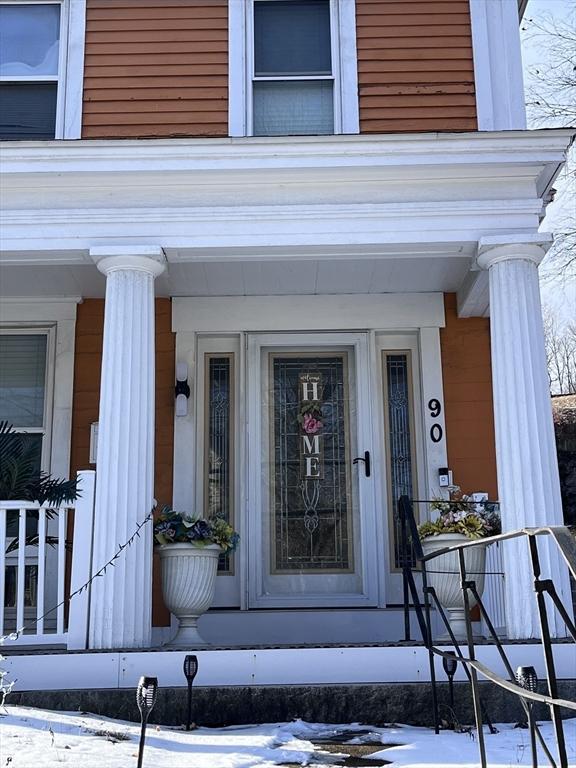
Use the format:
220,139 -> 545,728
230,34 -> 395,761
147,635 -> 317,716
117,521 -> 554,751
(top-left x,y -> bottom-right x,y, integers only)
247,333 -> 377,608
270,352 -> 354,575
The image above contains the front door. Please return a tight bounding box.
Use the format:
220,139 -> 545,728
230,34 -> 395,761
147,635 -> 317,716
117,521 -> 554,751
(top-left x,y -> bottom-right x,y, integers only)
247,333 -> 378,608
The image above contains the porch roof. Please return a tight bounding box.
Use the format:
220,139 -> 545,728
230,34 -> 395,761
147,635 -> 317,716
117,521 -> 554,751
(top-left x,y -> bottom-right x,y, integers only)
0,129 -> 572,316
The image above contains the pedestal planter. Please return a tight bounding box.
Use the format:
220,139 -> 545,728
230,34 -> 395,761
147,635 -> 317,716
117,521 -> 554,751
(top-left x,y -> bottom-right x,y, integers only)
421,533 -> 487,640
157,543 -> 221,647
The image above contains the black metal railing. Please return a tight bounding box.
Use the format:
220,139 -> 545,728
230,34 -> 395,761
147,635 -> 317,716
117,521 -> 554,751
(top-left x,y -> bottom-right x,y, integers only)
397,495 -> 576,768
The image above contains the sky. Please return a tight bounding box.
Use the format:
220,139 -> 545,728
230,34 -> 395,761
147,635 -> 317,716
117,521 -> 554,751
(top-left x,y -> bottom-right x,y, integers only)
521,0 -> 576,326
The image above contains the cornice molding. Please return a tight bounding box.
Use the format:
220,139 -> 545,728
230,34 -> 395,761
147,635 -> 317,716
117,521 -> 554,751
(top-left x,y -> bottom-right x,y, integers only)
0,199 -> 544,261
1,130 -> 573,175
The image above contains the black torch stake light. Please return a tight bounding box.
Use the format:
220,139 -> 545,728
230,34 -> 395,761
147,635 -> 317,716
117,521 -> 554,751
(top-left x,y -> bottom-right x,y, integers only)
442,651 -> 458,722
183,654 -> 199,731
515,666 -> 539,768
136,676 -> 159,768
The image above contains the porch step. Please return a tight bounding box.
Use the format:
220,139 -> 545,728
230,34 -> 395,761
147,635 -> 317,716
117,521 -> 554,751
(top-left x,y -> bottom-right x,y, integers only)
4,642 -> 575,693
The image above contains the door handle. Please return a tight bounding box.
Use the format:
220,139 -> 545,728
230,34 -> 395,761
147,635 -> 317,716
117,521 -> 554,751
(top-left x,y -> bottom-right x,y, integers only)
353,451 -> 371,478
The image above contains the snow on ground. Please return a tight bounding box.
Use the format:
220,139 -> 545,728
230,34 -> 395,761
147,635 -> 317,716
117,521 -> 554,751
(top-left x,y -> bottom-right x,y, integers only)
0,707 -> 574,768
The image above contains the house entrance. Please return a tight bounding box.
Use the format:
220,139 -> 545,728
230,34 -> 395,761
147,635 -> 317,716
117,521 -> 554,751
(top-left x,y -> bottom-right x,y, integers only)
246,333 -> 378,608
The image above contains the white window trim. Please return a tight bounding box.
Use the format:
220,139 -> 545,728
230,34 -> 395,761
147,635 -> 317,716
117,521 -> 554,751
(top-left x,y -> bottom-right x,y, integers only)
229,0 -> 359,137
0,326 -> 55,472
469,0 -> 526,131
0,0 -> 86,139
0,300 -> 77,479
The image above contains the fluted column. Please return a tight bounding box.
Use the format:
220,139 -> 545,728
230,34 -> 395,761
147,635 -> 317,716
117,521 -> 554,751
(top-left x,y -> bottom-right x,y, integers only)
89,247 -> 166,649
478,238 -> 569,639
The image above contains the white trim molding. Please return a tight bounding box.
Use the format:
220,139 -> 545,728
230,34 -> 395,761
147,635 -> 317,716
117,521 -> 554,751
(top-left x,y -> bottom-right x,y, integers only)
60,0 -> 87,139
172,294 -> 446,334
469,0 -> 527,130
228,0 -> 359,137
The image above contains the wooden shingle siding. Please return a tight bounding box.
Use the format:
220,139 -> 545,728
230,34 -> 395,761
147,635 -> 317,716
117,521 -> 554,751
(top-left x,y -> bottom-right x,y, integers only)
440,294 -> 497,499
356,0 -> 477,133
82,0 -> 228,139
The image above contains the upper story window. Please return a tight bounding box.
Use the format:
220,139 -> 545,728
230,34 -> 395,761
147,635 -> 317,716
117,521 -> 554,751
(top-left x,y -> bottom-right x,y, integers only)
0,0 -> 86,140
0,3 -> 60,139
253,0 -> 333,136
229,0 -> 359,138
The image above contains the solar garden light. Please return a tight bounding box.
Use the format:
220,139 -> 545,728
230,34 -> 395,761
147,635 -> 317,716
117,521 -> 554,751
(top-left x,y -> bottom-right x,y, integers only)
442,651 -> 458,716
136,676 -> 159,768
183,654 -> 199,731
516,666 -> 538,768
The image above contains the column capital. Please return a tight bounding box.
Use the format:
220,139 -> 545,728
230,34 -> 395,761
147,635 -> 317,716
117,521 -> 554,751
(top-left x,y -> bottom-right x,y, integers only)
476,234 -> 552,270
90,246 -> 166,277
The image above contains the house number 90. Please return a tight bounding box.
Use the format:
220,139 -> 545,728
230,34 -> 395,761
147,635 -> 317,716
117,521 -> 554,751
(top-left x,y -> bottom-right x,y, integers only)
427,399 -> 443,443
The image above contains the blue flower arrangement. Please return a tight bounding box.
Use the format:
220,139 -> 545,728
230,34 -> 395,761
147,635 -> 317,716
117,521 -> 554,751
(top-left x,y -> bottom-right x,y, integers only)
153,506 -> 239,554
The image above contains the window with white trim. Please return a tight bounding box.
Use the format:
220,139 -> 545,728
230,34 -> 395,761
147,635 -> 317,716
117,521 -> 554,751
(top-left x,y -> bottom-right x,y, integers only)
0,0 -> 86,140
229,0 -> 359,137
0,329 -> 53,611
253,0 -> 334,136
0,329 -> 53,472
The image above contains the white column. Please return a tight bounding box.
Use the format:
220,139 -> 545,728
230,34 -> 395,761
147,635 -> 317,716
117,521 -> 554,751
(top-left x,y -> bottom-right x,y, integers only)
88,247 -> 166,649
478,238 -> 569,639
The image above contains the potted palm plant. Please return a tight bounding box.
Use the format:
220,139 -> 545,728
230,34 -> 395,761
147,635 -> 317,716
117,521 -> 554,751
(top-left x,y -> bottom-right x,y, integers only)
418,489 -> 500,639
153,506 -> 239,646
0,421 -> 78,551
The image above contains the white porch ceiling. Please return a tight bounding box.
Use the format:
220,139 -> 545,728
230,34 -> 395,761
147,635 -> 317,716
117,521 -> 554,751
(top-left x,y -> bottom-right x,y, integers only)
0,255 -> 473,299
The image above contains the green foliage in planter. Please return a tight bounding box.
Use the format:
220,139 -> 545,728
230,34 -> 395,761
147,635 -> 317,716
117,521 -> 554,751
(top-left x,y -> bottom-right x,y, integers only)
418,492 -> 500,541
154,505 -> 239,553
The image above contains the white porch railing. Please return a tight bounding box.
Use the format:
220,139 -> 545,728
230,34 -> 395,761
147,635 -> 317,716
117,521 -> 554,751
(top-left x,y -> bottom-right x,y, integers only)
0,470 -> 95,649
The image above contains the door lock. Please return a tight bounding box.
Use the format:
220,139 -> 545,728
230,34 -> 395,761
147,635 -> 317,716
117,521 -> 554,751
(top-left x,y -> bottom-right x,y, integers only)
353,451 -> 371,478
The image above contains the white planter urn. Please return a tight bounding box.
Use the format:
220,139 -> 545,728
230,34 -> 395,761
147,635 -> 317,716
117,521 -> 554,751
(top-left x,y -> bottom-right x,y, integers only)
421,533 -> 487,640
157,543 -> 221,647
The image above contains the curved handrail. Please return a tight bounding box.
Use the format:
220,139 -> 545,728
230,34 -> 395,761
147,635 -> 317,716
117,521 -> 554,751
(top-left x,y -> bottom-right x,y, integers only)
397,496 -> 575,768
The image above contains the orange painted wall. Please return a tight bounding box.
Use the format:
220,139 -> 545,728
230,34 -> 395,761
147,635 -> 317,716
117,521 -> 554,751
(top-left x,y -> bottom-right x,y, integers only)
82,0 -> 228,139
356,0 -> 477,133
440,294 -> 498,499
70,298 -> 174,625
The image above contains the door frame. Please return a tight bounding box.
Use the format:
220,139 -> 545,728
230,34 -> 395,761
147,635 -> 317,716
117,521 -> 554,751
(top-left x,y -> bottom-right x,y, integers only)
246,331 -> 379,608
172,294 -> 448,614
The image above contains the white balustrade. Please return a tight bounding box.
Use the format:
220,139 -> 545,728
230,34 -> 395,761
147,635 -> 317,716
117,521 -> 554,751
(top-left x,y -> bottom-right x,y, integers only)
0,470 -> 95,647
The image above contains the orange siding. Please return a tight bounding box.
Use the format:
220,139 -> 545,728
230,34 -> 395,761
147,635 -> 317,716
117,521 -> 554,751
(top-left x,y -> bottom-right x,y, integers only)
70,298 -> 174,625
440,294 -> 497,499
356,0 -> 477,133
82,0 -> 228,139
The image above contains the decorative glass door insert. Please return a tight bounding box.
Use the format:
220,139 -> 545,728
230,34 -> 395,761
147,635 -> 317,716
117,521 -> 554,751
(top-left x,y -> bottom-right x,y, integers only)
205,354 -> 234,573
247,333 -> 377,608
270,352 -> 353,574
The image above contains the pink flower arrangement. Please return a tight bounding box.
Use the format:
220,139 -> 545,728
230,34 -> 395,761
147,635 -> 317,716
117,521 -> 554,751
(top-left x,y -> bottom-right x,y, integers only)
303,413 -> 323,434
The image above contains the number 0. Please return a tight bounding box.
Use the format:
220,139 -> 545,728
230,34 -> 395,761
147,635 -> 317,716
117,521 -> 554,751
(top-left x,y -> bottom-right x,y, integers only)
430,424 -> 443,443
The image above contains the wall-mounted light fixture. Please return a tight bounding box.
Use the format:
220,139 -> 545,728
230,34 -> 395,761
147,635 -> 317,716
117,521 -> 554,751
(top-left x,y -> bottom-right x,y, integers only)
175,362 -> 191,417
